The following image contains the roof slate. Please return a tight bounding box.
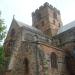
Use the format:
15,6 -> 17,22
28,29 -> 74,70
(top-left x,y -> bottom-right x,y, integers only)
15,19 -> 42,34
58,20 -> 75,34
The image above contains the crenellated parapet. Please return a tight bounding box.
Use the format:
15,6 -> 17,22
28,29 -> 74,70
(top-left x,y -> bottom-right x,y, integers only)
32,2 -> 60,16
32,2 -> 62,37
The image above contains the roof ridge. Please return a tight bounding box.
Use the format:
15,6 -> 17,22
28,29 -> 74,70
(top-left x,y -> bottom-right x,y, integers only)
13,19 -> 43,34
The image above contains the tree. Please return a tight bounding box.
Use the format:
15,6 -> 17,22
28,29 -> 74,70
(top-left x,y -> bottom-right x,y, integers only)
0,11 -> 6,63
0,46 -> 4,64
0,12 -> 6,75
0,11 -> 6,44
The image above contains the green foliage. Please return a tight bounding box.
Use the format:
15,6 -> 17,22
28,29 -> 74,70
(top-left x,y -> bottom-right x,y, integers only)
0,12 -> 6,43
0,46 -> 5,73
0,46 -> 4,64
0,12 -> 6,74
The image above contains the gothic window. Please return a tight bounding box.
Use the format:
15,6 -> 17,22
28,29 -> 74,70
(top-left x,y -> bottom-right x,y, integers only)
23,58 -> 29,74
51,52 -> 58,68
5,39 -> 15,56
10,28 -> 15,37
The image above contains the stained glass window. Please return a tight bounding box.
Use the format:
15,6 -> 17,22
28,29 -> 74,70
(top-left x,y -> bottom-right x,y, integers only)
10,28 -> 15,37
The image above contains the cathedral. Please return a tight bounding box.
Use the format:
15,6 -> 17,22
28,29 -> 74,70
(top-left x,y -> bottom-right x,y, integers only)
4,2 -> 75,75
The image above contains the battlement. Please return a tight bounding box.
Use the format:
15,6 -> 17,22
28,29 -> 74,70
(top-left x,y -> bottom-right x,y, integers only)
32,2 -> 60,16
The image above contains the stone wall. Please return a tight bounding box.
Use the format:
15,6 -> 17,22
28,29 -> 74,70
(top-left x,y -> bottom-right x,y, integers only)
53,27 -> 75,51
6,41 -> 68,75
32,2 -> 62,37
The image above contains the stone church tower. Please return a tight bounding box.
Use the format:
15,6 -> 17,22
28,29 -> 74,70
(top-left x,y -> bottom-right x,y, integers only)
4,18 -> 68,75
32,2 -> 62,36
4,2 -> 70,75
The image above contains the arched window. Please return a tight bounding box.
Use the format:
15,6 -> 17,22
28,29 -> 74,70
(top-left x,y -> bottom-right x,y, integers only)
23,58 -> 29,74
51,52 -> 58,68
72,47 -> 75,58
10,28 -> 15,37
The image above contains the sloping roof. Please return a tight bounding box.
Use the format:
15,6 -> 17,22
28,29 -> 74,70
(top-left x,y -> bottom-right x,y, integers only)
14,19 -> 42,34
58,20 -> 75,34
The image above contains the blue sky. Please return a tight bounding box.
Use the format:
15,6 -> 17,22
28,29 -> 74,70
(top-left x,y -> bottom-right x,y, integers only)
0,0 -> 75,31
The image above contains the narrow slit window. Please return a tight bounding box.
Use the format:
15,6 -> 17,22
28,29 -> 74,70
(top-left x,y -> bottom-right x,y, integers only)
23,58 -> 29,74
51,52 -> 58,68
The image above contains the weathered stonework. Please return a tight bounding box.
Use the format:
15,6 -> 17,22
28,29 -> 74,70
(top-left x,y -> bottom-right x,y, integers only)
32,2 -> 62,37
5,41 -> 68,75
4,2 -> 75,75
